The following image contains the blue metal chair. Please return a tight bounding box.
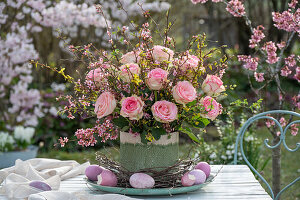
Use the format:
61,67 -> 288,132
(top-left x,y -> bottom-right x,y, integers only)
233,110 -> 300,200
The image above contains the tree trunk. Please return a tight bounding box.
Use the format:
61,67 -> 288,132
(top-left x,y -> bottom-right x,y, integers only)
272,136 -> 281,199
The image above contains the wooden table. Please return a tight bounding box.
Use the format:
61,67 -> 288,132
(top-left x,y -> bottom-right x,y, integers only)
0,165 -> 272,199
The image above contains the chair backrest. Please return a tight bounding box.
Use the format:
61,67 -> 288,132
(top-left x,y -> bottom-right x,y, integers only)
233,110 -> 300,200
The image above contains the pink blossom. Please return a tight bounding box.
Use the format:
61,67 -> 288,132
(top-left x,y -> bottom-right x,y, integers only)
94,92 -> 116,119
279,117 -> 287,127
152,45 -> 174,62
237,55 -> 259,71
277,41 -> 286,49
288,0 -> 298,9
75,128 -> 97,147
291,124 -> 298,136
122,26 -> 128,32
281,66 -> 292,77
94,118 -> 118,142
120,50 -> 140,64
151,100 -> 178,123
191,0 -> 208,4
292,95 -> 300,109
120,95 -> 144,120
285,54 -> 296,67
226,0 -> 246,17
119,63 -> 141,82
263,41 -> 279,64
212,0 -> 223,2
58,137 -> 69,147
276,131 -> 281,136
146,68 -> 168,90
202,75 -> 225,96
265,115 -> 275,128
172,81 -> 197,105
272,9 -> 300,35
200,96 -> 221,120
249,25 -> 265,48
254,72 -> 265,82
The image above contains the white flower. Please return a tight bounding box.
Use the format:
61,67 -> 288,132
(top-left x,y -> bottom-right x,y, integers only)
0,132 -> 14,149
226,150 -> 232,155
209,152 -> 217,159
245,135 -> 254,142
14,126 -> 35,143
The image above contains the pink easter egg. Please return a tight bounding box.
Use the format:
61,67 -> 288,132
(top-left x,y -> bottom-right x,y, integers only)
85,165 -> 104,181
181,172 -> 196,187
129,173 -> 155,189
195,162 -> 211,178
189,169 -> 206,184
97,169 -> 118,187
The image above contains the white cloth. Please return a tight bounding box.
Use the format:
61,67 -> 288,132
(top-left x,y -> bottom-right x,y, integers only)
0,158 -> 138,200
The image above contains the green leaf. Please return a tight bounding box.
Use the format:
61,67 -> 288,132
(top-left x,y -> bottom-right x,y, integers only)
141,130 -> 148,144
121,126 -> 129,132
132,126 -> 141,133
186,100 -> 197,107
201,118 -> 210,126
112,116 -> 129,128
193,121 -> 205,128
179,126 -> 200,143
150,127 -> 166,141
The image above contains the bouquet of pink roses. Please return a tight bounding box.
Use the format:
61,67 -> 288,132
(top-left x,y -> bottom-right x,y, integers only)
35,11 -> 228,147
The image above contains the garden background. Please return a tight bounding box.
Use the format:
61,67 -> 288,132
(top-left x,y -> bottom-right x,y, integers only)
1,0 -> 299,199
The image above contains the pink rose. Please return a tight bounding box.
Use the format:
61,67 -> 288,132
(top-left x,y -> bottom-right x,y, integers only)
120,95 -> 144,120
151,100 -> 178,123
172,81 -> 197,104
202,75 -> 225,96
94,92 -> 116,119
120,50 -> 140,64
200,96 -> 221,120
146,68 -> 168,90
152,45 -> 174,62
119,63 -> 141,82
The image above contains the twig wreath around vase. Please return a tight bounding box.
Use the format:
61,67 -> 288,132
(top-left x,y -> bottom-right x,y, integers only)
33,4 -> 229,189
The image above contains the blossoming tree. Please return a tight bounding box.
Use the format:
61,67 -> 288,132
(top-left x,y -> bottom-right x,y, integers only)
191,0 -> 299,198
0,0 -> 170,150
